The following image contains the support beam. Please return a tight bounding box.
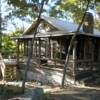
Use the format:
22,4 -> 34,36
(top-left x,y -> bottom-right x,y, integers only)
50,39 -> 53,59
84,39 -> 87,60
39,38 -> 41,67
73,41 -> 77,80
98,41 -> 100,61
46,39 -> 49,58
60,39 -> 62,59
35,39 -> 37,57
21,42 -> 23,57
91,40 -> 94,61
16,39 -> 20,67
27,40 -> 28,56
45,39 -> 47,58
24,40 -> 26,56
54,42 -> 57,67
30,40 -> 33,57
48,38 -> 51,58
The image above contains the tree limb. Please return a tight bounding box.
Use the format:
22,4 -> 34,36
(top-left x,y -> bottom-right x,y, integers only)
61,0 -> 91,88
21,0 -> 45,93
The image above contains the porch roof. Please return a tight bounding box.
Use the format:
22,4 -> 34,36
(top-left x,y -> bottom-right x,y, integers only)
22,16 -> 100,35
12,16 -> 100,39
12,31 -> 100,40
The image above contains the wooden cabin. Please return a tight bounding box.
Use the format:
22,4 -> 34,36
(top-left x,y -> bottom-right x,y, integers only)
12,16 -> 100,85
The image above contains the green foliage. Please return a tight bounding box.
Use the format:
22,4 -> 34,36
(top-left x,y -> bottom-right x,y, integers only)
6,0 -> 48,19
3,0 -> 100,30
1,27 -> 24,58
2,34 -> 16,58
50,0 -> 87,23
50,0 -> 100,30
11,28 -> 24,36
95,19 -> 100,30
2,28 -> 23,57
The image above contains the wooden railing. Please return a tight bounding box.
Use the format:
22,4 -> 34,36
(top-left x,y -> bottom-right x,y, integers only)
18,56 -> 100,73
75,60 -> 99,74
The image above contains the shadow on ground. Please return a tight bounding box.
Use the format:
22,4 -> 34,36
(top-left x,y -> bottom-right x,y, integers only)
40,87 -> 100,100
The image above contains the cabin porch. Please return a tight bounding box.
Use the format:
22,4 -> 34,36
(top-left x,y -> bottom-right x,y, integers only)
13,33 -> 100,85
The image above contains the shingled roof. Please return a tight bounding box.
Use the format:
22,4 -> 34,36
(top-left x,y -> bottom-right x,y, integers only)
13,16 -> 100,39
24,16 -> 100,34
41,16 -> 100,36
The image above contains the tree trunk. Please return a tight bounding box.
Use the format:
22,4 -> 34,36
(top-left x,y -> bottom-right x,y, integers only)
61,0 -> 91,88
21,0 -> 45,93
0,0 -> 2,51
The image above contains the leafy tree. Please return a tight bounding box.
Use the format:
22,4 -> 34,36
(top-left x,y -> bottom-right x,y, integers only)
2,34 -> 16,58
2,0 -> 99,31
50,0 -> 100,29
0,0 -> 50,35
0,0 -> 2,50
1,27 -> 23,58
11,27 -> 24,36
6,0 -> 47,20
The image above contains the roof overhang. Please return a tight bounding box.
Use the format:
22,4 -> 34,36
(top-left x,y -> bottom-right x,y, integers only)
12,31 -> 100,40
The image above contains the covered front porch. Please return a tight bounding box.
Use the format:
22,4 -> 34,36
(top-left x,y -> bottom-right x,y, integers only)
12,32 -> 100,85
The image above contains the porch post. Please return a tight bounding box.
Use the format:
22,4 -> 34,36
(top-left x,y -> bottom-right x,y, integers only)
54,41 -> 57,67
98,41 -> 100,61
35,39 -> 37,57
46,38 -> 48,58
48,38 -> 51,58
16,39 -> 20,67
51,39 -> 53,59
60,39 -> 62,59
26,40 -> 28,56
73,40 -> 77,81
84,39 -> 87,60
45,39 -> 47,58
24,40 -> 26,56
39,38 -> 41,67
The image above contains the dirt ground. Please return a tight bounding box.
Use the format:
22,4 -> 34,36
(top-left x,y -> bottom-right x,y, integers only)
0,81 -> 100,100
26,82 -> 100,100
43,87 -> 100,100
